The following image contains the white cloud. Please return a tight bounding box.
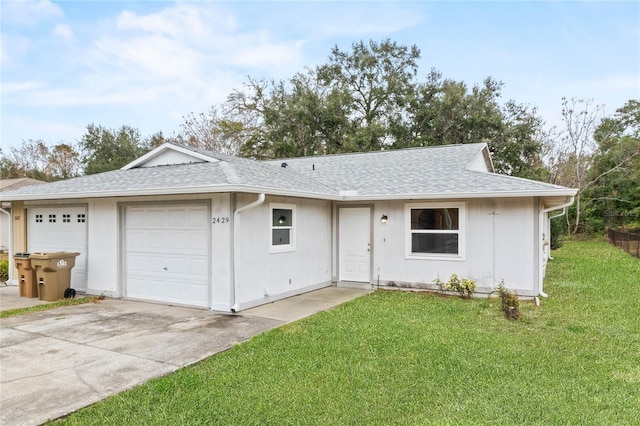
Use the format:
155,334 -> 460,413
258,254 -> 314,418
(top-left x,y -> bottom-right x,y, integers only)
230,39 -> 305,69
2,0 -> 63,27
52,24 -> 74,41
2,112 -> 85,144
0,34 -> 31,66
1,80 -> 43,95
116,4 -> 217,40
79,2 -> 308,102
277,3 -> 424,41
5,84 -> 163,107
321,10 -> 423,38
92,34 -> 201,80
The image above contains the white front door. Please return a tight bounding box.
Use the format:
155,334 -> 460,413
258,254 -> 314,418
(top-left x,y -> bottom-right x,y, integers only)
123,203 -> 210,307
339,207 -> 371,283
27,206 -> 88,290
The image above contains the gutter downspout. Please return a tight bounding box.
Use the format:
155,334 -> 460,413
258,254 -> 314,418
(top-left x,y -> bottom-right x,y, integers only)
0,208 -> 12,285
539,197 -> 574,297
231,193 -> 265,313
547,208 -> 567,261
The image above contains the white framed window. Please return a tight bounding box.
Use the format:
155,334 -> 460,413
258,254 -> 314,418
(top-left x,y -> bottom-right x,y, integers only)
405,202 -> 465,260
270,203 -> 295,253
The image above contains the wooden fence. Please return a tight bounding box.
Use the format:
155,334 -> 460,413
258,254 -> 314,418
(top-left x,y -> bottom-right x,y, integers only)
607,228 -> 640,258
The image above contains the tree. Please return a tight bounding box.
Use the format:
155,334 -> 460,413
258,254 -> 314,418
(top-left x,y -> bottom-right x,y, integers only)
0,151 -> 22,179
196,39 -> 548,177
228,72 -> 352,159
492,100 -> 548,179
549,98 -> 607,234
48,143 -> 82,179
318,39 -> 420,151
584,100 -> 640,230
407,70 -> 546,177
79,124 -> 150,175
407,71 -> 503,147
178,106 -> 244,155
0,140 -> 81,181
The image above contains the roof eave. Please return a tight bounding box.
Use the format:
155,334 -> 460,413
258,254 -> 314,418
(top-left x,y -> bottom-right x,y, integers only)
336,189 -> 578,201
1,185 -> 341,202
2,186 -> 578,203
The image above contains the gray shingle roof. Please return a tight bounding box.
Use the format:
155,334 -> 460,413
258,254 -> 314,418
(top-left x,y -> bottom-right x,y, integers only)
0,178 -> 44,192
268,143 -> 573,197
0,143 -> 575,201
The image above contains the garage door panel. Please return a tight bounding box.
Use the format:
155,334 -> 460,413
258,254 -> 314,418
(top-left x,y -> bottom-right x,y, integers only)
126,210 -> 147,227
124,204 -> 209,308
145,209 -> 166,226
168,232 -> 208,252
124,232 -> 148,251
28,206 -> 88,291
167,209 -> 186,224
184,256 -> 209,275
127,253 -> 165,272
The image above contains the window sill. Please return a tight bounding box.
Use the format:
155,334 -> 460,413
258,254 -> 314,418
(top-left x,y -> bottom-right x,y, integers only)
405,253 -> 465,261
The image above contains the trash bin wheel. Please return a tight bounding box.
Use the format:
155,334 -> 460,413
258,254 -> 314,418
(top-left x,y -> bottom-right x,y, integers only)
64,288 -> 76,299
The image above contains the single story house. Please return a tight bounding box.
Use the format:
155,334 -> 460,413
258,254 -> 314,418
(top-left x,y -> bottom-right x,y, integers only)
1,142 -> 575,311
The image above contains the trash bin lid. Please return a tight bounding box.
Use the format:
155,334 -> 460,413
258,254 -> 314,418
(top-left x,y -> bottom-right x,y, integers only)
29,252 -> 80,259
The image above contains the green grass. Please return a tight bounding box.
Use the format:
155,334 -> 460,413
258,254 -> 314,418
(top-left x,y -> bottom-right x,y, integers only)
0,296 -> 100,318
56,240 -> 639,425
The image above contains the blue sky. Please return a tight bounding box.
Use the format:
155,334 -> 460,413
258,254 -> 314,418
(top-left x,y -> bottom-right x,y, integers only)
1,0 -> 638,149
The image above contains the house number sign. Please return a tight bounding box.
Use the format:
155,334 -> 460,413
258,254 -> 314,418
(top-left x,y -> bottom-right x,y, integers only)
212,217 -> 230,224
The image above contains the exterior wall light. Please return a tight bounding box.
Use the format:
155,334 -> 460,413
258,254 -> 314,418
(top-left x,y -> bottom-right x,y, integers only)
380,215 -> 388,224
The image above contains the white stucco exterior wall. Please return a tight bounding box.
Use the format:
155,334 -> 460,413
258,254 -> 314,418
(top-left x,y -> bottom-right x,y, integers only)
20,191 -> 542,310
233,194 -> 332,310
209,193 -> 232,311
370,197 -> 538,296
87,199 -> 119,296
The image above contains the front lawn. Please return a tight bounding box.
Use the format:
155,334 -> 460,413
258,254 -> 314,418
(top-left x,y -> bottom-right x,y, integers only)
57,240 -> 640,425
0,296 -> 101,318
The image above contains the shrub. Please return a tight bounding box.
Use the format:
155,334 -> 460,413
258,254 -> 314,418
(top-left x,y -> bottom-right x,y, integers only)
442,274 -> 476,299
0,259 -> 8,282
496,280 -> 520,320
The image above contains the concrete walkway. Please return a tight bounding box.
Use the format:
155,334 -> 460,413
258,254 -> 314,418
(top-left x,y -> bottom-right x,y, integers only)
0,286 -> 52,311
0,285 -> 371,426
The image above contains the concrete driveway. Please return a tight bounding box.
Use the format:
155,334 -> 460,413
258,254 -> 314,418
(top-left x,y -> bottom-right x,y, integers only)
0,286 -> 370,426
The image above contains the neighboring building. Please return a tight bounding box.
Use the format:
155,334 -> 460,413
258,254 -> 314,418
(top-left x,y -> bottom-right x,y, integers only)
1,178 -> 44,251
1,178 -> 44,284
0,143 -> 575,310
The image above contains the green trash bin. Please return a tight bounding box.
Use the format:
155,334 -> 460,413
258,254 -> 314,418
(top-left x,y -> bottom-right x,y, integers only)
14,253 -> 38,298
29,252 -> 80,302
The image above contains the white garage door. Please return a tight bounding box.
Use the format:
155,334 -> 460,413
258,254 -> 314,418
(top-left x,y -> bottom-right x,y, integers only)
27,206 -> 88,291
124,204 -> 210,307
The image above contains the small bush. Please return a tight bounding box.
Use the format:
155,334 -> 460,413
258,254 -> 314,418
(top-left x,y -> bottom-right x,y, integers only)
442,274 -> 476,299
0,259 -> 8,282
496,280 -> 520,320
